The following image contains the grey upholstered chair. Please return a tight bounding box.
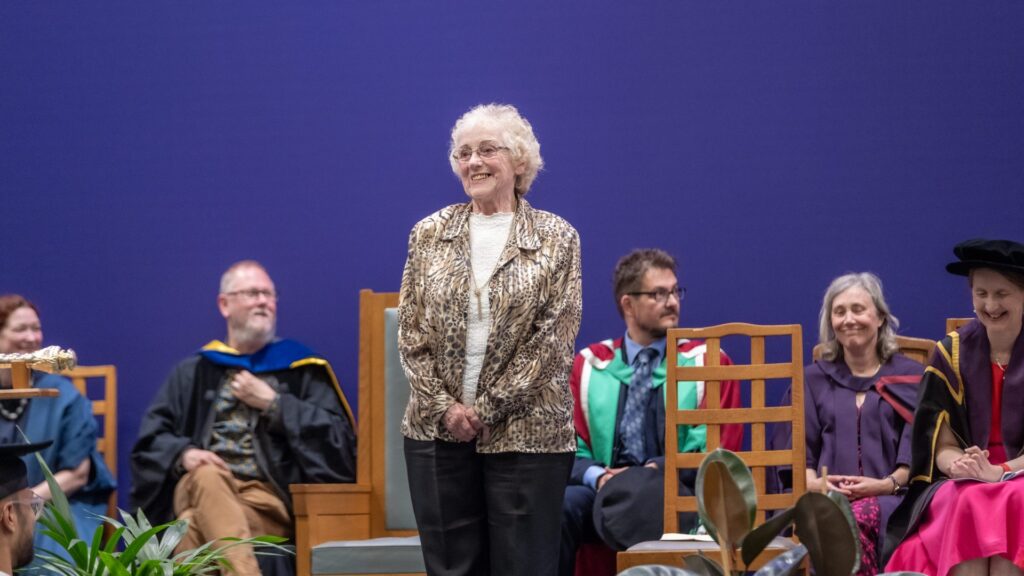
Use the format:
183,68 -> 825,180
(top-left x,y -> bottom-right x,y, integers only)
292,290 -> 424,576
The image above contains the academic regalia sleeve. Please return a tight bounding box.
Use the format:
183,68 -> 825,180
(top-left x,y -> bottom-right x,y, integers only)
884,336 -> 964,561
129,359 -> 198,522
804,367 -> 824,474
267,364 -> 355,483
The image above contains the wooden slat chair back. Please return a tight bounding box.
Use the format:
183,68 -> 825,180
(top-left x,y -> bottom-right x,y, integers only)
666,324 -> 806,527
62,365 -> 117,521
618,323 -> 806,572
811,335 -> 937,366
292,290 -> 424,576
946,317 -> 974,335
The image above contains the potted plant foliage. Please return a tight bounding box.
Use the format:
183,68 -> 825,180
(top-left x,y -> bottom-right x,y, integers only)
30,451 -> 289,575
641,448 -> 924,576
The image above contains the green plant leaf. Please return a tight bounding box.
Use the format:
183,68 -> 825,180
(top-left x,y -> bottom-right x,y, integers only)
26,448 -> 289,576
140,518 -> 187,562
21,427 -> 73,524
697,456 -> 755,552
41,503 -> 80,547
695,449 -> 757,547
752,544 -> 808,576
793,492 -> 858,576
104,526 -> 126,553
825,489 -> 862,575
247,534 -> 290,544
120,523 -> 172,566
683,553 -> 725,576
66,536 -> 91,567
740,507 -> 795,566
98,550 -> 133,576
86,522 -> 106,574
33,549 -> 80,576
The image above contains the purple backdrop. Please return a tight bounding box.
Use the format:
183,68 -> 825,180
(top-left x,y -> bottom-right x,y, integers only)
2,1 -> 1022,506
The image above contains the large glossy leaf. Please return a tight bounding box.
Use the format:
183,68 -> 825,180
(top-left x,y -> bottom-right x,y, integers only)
751,545 -> 808,576
683,553 -> 725,576
825,490 -> 861,575
696,449 -> 757,546
700,460 -> 748,571
793,492 -> 858,576
617,566 -> 703,576
740,506 -> 795,566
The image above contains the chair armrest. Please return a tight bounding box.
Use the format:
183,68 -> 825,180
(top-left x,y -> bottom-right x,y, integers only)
290,483 -> 372,576
291,483 -> 372,495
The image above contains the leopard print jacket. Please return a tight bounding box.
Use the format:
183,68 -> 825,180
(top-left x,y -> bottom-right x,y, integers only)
398,199 -> 582,453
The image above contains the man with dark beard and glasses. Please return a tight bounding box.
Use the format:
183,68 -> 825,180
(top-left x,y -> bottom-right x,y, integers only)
0,442 -> 49,576
559,249 -> 743,576
130,260 -> 355,576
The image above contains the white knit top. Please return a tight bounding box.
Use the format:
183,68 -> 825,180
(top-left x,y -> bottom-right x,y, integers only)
463,211 -> 514,406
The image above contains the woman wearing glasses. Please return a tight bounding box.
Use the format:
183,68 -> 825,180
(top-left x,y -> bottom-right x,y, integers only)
773,273 -> 923,574
399,103 -> 581,576
886,239 -> 1024,575
0,295 -> 115,568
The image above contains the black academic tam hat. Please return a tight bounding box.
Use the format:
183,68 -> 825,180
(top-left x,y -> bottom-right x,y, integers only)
0,441 -> 52,500
592,466 -> 664,551
946,238 -> 1024,277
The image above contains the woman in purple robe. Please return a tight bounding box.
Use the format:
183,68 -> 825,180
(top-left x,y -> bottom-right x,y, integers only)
886,239 -> 1024,576
801,272 -> 922,574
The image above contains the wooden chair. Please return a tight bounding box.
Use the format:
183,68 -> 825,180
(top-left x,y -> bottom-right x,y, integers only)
946,317 -> 973,335
291,290 -> 424,576
617,324 -> 806,572
811,335 -> 937,366
62,365 -> 118,523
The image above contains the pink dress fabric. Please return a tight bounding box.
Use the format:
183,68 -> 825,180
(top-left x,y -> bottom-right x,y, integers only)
851,496 -> 881,574
884,477 -> 1024,574
886,365 -> 1024,575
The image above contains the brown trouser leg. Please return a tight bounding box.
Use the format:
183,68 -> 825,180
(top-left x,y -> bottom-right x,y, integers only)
173,465 -> 291,576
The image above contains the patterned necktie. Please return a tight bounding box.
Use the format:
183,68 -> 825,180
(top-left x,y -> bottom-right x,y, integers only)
620,348 -> 658,466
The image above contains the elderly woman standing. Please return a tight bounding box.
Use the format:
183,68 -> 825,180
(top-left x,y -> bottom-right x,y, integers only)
399,103 -> 582,576
799,273 -> 923,574
886,239 -> 1024,575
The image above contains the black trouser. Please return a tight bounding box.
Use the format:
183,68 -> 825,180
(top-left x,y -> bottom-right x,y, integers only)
559,484 -> 598,576
404,438 -> 574,576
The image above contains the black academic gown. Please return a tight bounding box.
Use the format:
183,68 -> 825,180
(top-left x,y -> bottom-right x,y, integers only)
884,319 -> 1024,561
130,353 -> 356,523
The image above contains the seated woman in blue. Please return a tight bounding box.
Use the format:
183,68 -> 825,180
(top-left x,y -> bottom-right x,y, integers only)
0,294 -> 116,566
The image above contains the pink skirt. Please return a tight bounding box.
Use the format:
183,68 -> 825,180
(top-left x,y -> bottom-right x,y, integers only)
886,477 -> 1024,575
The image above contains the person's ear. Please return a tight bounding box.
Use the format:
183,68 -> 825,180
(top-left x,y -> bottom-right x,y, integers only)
0,502 -> 16,532
620,294 -> 634,319
217,294 -> 231,319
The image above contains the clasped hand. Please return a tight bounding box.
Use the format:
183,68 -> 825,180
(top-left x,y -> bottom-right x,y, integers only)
821,475 -> 889,499
443,403 -> 490,443
228,370 -> 277,411
596,461 -> 659,492
948,446 -> 1003,482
